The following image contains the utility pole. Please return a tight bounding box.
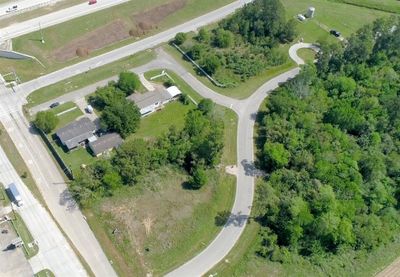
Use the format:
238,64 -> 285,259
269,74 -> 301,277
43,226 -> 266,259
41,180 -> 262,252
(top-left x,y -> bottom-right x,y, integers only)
39,22 -> 45,44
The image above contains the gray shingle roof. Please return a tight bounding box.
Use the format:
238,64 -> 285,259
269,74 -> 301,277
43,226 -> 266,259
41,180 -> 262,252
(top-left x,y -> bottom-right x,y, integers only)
56,117 -> 96,150
88,133 -> 123,156
126,88 -> 171,109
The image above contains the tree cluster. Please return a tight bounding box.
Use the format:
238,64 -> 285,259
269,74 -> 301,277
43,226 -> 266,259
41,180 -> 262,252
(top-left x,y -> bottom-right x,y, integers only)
255,17 -> 400,263
70,99 -> 224,206
176,0 -> 296,86
88,72 -> 141,138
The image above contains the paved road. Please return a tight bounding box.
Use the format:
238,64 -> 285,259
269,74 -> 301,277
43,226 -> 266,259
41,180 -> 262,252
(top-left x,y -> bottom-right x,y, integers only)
0,143 -> 85,276
0,109 -> 118,277
25,43 -> 317,276
15,0 -> 253,96
0,0 -> 130,40
0,0 -> 61,18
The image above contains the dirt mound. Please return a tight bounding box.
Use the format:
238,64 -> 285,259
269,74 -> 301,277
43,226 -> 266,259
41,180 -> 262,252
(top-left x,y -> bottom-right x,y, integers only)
134,0 -> 187,32
53,20 -> 130,62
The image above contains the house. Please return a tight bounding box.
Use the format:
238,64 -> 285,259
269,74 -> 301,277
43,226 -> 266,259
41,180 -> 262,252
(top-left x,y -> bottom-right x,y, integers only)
126,85 -> 182,116
55,117 -> 96,150
88,133 -> 123,157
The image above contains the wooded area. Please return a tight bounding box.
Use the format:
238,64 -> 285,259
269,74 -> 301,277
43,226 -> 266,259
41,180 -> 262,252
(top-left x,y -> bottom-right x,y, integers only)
255,16 -> 400,264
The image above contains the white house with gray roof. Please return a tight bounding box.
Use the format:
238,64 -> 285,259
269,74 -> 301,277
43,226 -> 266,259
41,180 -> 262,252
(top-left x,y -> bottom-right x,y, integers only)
126,86 -> 182,116
55,117 -> 96,150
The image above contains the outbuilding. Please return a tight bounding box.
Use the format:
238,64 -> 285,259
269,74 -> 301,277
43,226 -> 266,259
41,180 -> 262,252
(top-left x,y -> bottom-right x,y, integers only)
88,133 -> 123,157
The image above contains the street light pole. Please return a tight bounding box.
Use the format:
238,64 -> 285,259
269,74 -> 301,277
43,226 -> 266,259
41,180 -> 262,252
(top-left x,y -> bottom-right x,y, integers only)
39,22 -> 45,44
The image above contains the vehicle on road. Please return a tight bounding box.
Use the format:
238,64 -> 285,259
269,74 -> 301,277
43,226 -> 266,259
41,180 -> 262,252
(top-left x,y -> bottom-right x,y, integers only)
49,102 -> 60,108
6,5 -> 18,13
330,29 -> 341,37
89,0 -> 97,5
8,183 -> 23,207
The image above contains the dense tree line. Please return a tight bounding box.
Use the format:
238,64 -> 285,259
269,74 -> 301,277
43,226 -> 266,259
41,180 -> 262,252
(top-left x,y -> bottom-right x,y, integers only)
255,17 -> 400,263
88,72 -> 141,138
175,0 -> 295,86
70,99 -> 224,206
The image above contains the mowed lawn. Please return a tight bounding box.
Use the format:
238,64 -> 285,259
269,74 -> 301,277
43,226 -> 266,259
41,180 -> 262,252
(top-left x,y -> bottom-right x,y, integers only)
2,0 -> 235,82
329,0 -> 400,14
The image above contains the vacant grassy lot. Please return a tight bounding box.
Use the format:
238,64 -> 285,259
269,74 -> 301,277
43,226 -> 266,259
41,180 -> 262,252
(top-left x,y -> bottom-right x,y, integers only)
2,0 -> 234,81
298,48 -> 317,64
330,0 -> 400,14
26,50 -> 156,107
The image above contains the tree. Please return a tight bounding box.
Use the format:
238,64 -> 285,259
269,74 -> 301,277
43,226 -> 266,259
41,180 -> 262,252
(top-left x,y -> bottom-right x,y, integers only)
117,72 -> 141,94
263,142 -> 290,170
100,100 -> 141,138
113,139 -> 150,185
214,28 -> 234,48
196,28 -> 210,43
201,54 -> 221,75
190,166 -> 208,189
197,98 -> 215,115
174,32 -> 187,45
89,84 -> 125,110
34,111 -> 59,133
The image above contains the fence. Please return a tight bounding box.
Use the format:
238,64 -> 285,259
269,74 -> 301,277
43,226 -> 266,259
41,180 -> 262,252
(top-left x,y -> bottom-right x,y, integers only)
36,127 -> 74,180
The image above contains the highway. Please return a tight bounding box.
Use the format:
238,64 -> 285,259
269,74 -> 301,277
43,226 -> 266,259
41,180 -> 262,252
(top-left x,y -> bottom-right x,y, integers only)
16,0 -> 253,97
0,143 -> 85,276
0,0 -> 130,40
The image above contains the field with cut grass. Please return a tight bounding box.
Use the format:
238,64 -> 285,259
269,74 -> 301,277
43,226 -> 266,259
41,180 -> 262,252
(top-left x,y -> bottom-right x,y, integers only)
330,0 -> 400,14
11,212 -> 39,258
1,0 -> 234,82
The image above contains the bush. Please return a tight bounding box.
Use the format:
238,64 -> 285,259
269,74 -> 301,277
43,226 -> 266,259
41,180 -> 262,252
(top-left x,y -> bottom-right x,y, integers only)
174,32 -> 187,45
190,166 -> 208,189
34,111 -> 59,134
198,99 -> 215,115
179,94 -> 191,105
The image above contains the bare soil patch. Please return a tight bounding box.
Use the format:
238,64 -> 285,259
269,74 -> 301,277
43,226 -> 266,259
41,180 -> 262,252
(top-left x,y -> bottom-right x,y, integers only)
53,19 -> 130,62
134,0 -> 187,32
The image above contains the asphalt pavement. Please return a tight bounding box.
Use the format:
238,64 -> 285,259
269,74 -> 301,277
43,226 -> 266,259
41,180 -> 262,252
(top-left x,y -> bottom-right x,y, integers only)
0,143 -> 86,276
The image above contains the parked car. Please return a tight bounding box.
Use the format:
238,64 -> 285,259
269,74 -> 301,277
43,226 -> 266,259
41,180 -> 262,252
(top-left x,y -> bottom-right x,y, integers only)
330,29 -> 341,37
89,0 -> 97,5
49,102 -> 60,108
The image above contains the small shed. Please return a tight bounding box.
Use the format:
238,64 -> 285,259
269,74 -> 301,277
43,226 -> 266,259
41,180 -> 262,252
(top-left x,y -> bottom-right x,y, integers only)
88,133 -> 123,157
306,7 -> 315,18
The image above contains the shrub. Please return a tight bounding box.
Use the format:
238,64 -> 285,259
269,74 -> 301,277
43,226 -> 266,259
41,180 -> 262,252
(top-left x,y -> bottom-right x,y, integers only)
174,32 -> 187,45
34,111 -> 59,134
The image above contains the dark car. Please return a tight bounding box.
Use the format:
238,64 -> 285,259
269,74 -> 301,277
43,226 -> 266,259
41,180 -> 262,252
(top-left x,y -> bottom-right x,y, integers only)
330,30 -> 341,37
49,102 -> 60,108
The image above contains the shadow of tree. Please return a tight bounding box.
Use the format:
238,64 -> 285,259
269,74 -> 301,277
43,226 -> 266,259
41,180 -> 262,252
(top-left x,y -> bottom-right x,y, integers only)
59,189 -> 78,212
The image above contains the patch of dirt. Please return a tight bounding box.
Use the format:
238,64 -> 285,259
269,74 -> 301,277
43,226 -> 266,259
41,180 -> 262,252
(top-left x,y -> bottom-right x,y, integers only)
134,0 -> 187,33
53,19 -> 130,62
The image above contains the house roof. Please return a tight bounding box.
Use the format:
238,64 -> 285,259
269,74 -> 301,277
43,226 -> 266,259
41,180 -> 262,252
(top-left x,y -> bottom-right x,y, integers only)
126,88 -> 171,109
56,117 -> 96,149
89,133 -> 123,156
166,86 -> 182,98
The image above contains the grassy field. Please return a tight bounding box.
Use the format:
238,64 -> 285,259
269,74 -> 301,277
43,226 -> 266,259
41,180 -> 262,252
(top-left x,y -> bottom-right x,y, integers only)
26,50 -> 156,107
2,0 -> 234,82
329,0 -> 400,14
11,212 -> 39,258
0,124 -> 46,207
282,0 -> 391,38
298,48 -> 317,64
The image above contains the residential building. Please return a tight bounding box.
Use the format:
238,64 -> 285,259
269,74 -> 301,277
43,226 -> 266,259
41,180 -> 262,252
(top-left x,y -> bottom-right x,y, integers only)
88,133 -> 123,157
55,117 -> 96,150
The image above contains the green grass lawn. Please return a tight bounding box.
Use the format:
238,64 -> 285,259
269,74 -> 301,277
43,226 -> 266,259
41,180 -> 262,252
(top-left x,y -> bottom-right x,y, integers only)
282,0 -> 391,38
298,48 -> 317,64
2,0 -> 234,82
11,212 -> 39,259
26,50 -> 156,107
329,0 -> 400,14
34,269 -> 55,277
